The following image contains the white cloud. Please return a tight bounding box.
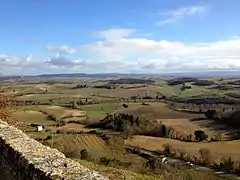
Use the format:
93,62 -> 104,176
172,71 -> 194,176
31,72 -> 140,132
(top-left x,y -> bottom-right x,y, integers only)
46,45 -> 77,54
83,29 -> 240,72
45,57 -> 84,67
92,28 -> 136,40
156,4 -> 207,25
2,28 -> 240,75
0,54 -> 86,75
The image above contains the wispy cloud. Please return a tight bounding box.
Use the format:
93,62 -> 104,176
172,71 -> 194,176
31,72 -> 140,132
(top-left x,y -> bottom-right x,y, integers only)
46,45 -> 77,54
92,28 -> 136,40
156,4 -> 207,25
45,57 -> 83,67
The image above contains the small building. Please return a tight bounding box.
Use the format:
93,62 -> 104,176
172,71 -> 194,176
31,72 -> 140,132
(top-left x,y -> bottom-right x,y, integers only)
36,125 -> 43,132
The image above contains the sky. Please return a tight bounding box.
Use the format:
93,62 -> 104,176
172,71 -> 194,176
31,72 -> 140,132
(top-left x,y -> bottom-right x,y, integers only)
1,0 -> 240,75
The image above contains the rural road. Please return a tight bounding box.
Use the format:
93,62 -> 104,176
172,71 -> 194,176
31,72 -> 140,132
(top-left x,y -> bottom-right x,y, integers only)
126,146 -> 240,179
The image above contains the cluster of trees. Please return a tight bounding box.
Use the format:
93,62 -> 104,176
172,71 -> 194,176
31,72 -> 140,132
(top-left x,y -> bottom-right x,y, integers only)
99,113 -> 141,131
121,85 -> 147,89
172,97 -> 239,105
71,98 -> 93,108
180,84 -> 192,91
210,85 -> 234,91
109,78 -> 155,84
130,94 -> 166,101
226,80 -> 240,85
167,77 -> 215,86
72,84 -> 88,89
172,103 -> 235,116
163,144 -> 240,175
88,113 -> 170,138
130,95 -> 154,100
192,80 -> 214,86
13,100 -> 41,106
43,80 -> 73,85
167,77 -> 197,85
94,83 -> 117,89
227,93 -> 240,99
167,127 -> 208,142
205,109 -> 240,127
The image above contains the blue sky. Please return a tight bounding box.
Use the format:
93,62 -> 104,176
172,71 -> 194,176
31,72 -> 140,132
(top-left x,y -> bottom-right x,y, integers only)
1,0 -> 240,75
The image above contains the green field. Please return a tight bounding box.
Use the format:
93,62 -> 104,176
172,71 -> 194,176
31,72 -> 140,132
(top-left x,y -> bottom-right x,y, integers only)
80,102 -> 142,117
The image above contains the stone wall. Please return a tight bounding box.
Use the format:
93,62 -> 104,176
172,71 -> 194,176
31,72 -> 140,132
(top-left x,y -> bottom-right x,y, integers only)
0,120 -> 108,180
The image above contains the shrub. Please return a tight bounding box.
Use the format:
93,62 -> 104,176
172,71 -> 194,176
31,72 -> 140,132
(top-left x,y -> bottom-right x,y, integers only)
234,161 -> 240,175
199,148 -> 212,165
205,110 -> 217,119
194,130 -> 208,142
179,151 -> 186,160
147,156 -> 162,173
221,156 -> 234,171
100,157 -> 111,165
161,125 -> 167,137
180,84 -> 192,91
163,144 -> 172,156
45,135 -> 52,140
80,149 -> 90,160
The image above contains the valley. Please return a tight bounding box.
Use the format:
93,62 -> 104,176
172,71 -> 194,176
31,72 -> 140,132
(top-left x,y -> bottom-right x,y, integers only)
1,75 -> 240,180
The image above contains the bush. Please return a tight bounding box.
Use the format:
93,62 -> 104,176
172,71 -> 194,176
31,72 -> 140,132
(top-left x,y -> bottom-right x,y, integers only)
80,149 -> 90,160
161,125 -> 167,137
163,144 -> 172,156
205,110 -> 217,119
100,157 -> 111,165
221,156 -> 234,171
147,156 -> 162,173
194,130 -> 208,142
45,135 -> 52,140
180,84 -> 192,91
234,161 -> 240,175
199,148 -> 212,165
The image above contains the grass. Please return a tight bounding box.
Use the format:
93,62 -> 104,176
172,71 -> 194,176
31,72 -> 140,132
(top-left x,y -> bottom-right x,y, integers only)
81,102 -> 141,117
118,102 -> 203,120
75,159 -> 228,180
13,110 -> 57,126
16,105 -> 49,111
27,131 -> 61,139
159,118 -> 232,138
75,159 -> 160,180
15,105 -> 86,124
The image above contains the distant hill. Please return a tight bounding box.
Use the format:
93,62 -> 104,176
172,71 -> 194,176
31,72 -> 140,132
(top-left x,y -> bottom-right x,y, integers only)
1,70 -> 240,80
160,70 -> 240,78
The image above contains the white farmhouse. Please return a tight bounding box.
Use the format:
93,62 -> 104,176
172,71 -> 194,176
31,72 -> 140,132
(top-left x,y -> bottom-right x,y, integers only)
36,125 -> 43,132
